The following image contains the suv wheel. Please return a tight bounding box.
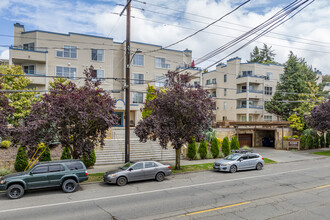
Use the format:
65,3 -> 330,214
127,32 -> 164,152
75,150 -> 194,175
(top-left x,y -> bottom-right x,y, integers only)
7,184 -> 24,199
116,177 -> 127,186
229,165 -> 237,173
62,179 -> 77,193
155,172 -> 165,182
256,163 -> 263,170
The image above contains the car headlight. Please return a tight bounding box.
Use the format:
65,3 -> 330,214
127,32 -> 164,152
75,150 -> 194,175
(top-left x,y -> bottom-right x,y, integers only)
222,163 -> 230,166
108,174 -> 116,178
0,180 -> 5,184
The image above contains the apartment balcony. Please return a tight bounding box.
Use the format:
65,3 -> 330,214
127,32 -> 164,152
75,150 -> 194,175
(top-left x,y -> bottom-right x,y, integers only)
27,74 -> 47,85
236,89 -> 263,99
204,83 -> 217,90
10,47 -> 47,63
236,75 -> 265,85
236,105 -> 264,114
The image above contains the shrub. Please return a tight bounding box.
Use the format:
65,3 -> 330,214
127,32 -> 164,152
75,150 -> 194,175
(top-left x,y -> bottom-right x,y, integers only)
0,168 -> 11,176
320,134 -> 325,148
61,146 -> 72,160
313,135 -> 319,149
292,135 -> 299,139
327,133 -> 330,148
230,136 -> 240,150
222,137 -> 231,157
82,149 -> 96,168
300,135 -> 306,150
307,135 -> 313,149
38,143 -> 52,162
193,153 -> 201,160
14,146 -> 29,172
210,138 -> 220,158
198,140 -> 208,159
0,140 -> 11,149
205,130 -> 216,143
303,128 -> 317,137
218,151 -> 225,158
187,139 -> 198,160
206,151 -> 213,159
242,146 -> 251,150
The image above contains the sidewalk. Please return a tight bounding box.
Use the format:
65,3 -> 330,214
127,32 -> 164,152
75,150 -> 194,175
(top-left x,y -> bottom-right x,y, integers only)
88,147 -> 330,174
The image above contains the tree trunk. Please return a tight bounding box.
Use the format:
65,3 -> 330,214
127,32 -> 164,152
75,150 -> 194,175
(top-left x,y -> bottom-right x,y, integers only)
175,147 -> 181,170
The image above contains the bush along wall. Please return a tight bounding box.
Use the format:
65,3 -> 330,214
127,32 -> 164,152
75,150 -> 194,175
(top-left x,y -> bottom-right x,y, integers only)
198,140 -> 208,159
210,138 -> 220,158
222,137 -> 231,157
230,136 -> 240,150
61,146 -> 72,160
14,146 -> 29,172
82,149 -> 96,168
307,135 -> 314,149
38,143 -> 52,162
313,135 -> 319,149
187,139 -> 197,160
326,133 -> 330,148
300,135 -> 306,150
320,134 -> 325,148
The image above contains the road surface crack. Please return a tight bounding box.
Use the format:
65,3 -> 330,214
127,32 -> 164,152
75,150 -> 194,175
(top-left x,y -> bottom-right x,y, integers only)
94,202 -> 118,220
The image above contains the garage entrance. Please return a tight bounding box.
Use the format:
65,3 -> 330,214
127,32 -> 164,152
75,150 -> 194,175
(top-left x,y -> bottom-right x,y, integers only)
238,134 -> 252,148
256,129 -> 275,148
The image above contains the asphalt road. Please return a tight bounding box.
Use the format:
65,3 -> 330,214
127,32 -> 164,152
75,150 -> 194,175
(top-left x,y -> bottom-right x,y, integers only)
1,157 -> 330,220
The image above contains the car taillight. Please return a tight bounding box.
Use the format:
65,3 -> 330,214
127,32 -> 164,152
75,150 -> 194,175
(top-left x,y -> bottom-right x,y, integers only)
85,170 -> 88,176
168,166 -> 171,169
261,157 -> 264,160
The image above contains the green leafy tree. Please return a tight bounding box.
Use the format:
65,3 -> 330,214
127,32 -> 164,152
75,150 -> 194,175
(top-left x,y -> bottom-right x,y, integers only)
300,135 -> 306,150
307,135 -> 313,149
186,139 -> 197,160
222,137 -> 231,156
82,149 -> 96,168
61,146 -> 72,160
198,140 -> 208,159
210,138 -> 220,158
248,44 -> 276,64
142,84 -> 157,118
230,136 -> 240,150
313,135 -> 319,149
0,64 -> 40,125
14,146 -> 29,172
265,52 -> 318,120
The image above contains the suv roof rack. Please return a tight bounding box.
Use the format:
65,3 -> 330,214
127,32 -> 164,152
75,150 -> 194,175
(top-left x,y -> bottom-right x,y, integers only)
231,149 -> 253,154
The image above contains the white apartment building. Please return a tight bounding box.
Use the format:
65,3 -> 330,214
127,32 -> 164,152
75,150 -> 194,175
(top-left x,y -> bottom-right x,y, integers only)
193,57 -> 285,122
9,23 -> 195,127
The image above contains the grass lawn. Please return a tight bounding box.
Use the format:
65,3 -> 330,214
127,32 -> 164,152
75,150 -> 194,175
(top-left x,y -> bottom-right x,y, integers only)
312,151 -> 330,156
86,157 -> 277,182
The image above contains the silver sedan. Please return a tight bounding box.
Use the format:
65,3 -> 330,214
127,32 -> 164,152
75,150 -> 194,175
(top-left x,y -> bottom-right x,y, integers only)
103,161 -> 172,186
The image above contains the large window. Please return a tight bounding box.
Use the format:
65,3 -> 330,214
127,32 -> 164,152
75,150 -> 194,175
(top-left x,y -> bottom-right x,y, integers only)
264,115 -> 273,122
155,75 -> 166,87
155,57 -> 170,69
132,73 -> 144,84
211,91 -> 216,97
206,79 -> 211,85
242,71 -> 253,76
92,69 -> 104,81
91,49 -> 104,61
132,92 -> 143,104
23,42 -> 34,51
264,86 -> 273,95
56,66 -> 77,79
133,54 -> 144,66
56,46 -> 77,58
23,65 -> 35,74
212,78 -> 216,84
224,102 -> 227,110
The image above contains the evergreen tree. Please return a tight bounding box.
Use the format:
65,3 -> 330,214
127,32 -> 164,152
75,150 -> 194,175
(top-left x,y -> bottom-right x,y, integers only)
186,139 -> 197,160
248,44 -> 276,64
198,140 -> 208,159
327,133 -> 330,148
82,149 -> 96,168
14,146 -> 29,172
222,137 -> 231,157
320,134 -> 325,148
313,135 -> 319,149
38,143 -> 52,162
142,84 -> 157,118
230,136 -> 240,150
307,135 -> 313,149
210,138 -> 220,158
300,135 -> 306,150
61,146 -> 72,160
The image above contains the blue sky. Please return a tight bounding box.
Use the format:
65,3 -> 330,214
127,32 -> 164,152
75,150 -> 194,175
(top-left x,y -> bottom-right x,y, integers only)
0,0 -> 329,74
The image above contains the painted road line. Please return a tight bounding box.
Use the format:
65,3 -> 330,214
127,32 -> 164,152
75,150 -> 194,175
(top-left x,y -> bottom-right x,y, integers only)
315,184 -> 330,189
1,165 -> 330,214
179,201 -> 251,217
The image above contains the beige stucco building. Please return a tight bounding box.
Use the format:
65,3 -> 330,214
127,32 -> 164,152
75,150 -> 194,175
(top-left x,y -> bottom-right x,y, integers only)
9,23 -> 195,127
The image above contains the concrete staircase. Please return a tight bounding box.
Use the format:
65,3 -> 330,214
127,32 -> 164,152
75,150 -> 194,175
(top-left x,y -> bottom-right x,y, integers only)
95,129 -> 176,165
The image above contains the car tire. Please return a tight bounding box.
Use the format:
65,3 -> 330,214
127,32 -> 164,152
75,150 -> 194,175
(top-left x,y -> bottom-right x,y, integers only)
155,172 -> 165,182
7,184 -> 24,199
229,165 -> 237,173
62,179 -> 77,193
256,163 -> 263,170
117,177 -> 127,186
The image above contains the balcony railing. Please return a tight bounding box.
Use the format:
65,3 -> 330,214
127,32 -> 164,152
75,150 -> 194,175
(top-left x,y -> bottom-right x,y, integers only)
237,105 -> 263,109
237,89 -> 263,94
10,46 -> 48,53
236,75 -> 266,79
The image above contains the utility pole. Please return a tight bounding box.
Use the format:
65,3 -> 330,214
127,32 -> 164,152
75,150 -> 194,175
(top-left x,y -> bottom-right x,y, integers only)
121,0 -> 132,163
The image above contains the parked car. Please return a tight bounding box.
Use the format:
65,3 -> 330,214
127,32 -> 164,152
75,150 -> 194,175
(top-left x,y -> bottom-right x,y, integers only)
213,150 -> 264,173
0,160 -> 88,199
104,161 -> 172,186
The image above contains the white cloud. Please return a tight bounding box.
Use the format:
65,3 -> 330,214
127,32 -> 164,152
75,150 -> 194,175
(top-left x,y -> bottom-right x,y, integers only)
0,49 -> 9,59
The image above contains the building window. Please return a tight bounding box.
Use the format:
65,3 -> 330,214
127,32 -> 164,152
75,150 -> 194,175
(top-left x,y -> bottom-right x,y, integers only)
266,72 -> 273,80
241,115 -> 246,122
23,65 -> 35,74
132,73 -> 144,84
23,43 -> 34,51
242,71 -> 253,76
211,91 -> 216,97
155,75 -> 166,87
56,66 -> 77,79
133,54 -> 144,66
224,88 -> 227,96
91,49 -> 104,61
224,102 -> 227,110
92,69 -> 104,81
264,115 -> 272,122
155,57 -> 170,69
56,46 -> 77,58
132,92 -> 143,103
224,74 -> 227,82
264,86 -> 273,95
206,79 -> 211,85
212,78 -> 216,84
194,81 -> 199,87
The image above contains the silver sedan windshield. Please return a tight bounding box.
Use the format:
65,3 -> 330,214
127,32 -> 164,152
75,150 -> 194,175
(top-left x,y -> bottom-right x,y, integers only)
224,154 -> 240,160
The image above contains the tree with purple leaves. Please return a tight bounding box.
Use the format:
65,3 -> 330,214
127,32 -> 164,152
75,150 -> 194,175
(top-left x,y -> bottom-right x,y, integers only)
14,66 -> 118,159
307,98 -> 330,133
0,85 -> 14,140
135,71 -> 215,169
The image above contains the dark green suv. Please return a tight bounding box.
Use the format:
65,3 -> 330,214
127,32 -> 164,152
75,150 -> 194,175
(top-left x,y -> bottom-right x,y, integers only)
0,160 -> 88,199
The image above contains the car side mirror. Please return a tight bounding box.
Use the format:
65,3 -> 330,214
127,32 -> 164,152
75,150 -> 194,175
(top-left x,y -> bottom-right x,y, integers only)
29,172 -> 33,175
128,168 -> 133,171
239,158 -> 243,162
